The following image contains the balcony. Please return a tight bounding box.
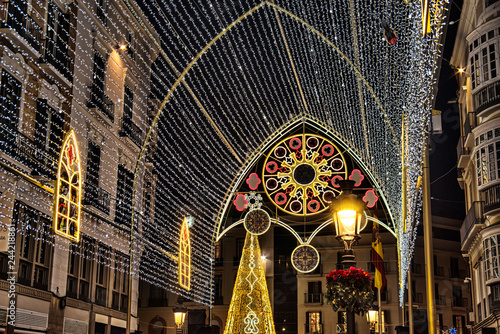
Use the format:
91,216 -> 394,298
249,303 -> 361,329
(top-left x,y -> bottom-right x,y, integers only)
41,37 -> 73,84
84,183 -> 111,215
304,293 -> 323,304
457,137 -> 470,168
463,113 -> 476,148
482,184 -> 500,214
305,324 -> 323,334
452,297 -> 467,308
475,80 -> 500,117
436,295 -> 446,306
88,87 -> 114,123
0,0 -> 43,57
460,201 -> 484,248
120,120 -> 143,148
0,127 -> 58,179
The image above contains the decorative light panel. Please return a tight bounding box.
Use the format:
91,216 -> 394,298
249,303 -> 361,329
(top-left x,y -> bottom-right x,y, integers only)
54,130 -> 82,242
263,134 -> 347,216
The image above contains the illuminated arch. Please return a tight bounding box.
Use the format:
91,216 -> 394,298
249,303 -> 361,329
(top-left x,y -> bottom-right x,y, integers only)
179,217 -> 191,290
54,130 -> 82,242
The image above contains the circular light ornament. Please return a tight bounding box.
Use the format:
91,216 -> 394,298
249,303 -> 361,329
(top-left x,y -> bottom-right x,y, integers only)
291,244 -> 320,273
263,134 -> 347,216
244,209 -> 271,235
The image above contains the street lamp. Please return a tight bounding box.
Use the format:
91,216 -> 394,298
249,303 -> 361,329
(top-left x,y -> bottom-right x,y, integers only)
330,179 -> 368,334
173,297 -> 188,333
331,180 -> 368,267
367,310 -> 378,333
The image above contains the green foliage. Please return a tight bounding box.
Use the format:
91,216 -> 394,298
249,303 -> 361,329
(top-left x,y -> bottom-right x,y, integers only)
324,267 -> 375,316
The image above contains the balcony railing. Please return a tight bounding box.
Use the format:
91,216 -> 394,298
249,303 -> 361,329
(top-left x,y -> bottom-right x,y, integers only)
2,0 -> 43,53
88,87 -> 114,122
0,126 -> 58,179
305,324 -> 323,334
43,37 -> 73,82
475,80 -> 500,115
460,201 -> 484,244
304,293 -> 323,304
436,295 -> 446,306
481,184 -> 500,213
84,183 -> 111,215
120,120 -> 143,147
452,297 -> 467,308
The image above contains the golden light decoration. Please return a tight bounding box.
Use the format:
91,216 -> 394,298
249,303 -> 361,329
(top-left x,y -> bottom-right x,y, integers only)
54,130 -> 82,242
262,134 -> 347,216
179,217 -> 191,290
224,232 -> 276,334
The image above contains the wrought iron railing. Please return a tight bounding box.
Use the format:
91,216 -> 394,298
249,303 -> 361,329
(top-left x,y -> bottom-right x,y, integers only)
44,36 -> 73,82
475,80 -> 500,115
481,184 -> 500,213
84,183 -> 111,215
0,126 -> 58,179
88,86 -> 114,122
3,0 -> 43,53
120,120 -> 143,147
304,293 -> 323,304
460,201 -> 484,244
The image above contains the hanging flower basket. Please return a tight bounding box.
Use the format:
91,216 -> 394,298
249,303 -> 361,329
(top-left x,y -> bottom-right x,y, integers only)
325,267 -> 375,316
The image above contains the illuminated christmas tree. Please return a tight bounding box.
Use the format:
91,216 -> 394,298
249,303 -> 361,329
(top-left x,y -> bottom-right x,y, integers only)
223,232 -> 276,334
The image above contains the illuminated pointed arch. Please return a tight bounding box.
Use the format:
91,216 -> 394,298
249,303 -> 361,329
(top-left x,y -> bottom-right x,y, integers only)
179,217 -> 191,290
54,130 -> 82,242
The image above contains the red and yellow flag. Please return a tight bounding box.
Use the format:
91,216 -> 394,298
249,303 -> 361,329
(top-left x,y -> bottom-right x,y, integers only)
371,222 -> 386,290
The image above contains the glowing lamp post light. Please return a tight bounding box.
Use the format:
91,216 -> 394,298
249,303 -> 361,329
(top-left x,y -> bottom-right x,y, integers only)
330,179 -> 368,334
331,180 -> 368,268
173,297 -> 188,333
367,310 -> 378,333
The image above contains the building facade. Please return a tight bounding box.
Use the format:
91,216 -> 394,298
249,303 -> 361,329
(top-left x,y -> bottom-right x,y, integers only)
452,0 -> 500,332
0,0 -> 158,333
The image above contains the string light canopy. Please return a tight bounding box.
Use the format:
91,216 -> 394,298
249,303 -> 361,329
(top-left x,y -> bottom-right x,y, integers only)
137,0 -> 448,304
0,0 -> 447,306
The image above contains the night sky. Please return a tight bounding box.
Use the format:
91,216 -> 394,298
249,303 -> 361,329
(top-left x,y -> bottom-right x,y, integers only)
429,0 -> 465,220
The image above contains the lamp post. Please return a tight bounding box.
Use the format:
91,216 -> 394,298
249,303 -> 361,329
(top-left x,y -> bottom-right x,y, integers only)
173,297 -> 188,334
331,179 -> 368,334
367,310 -> 378,334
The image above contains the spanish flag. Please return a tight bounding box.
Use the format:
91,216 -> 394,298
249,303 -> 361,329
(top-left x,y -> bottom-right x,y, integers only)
371,222 -> 387,290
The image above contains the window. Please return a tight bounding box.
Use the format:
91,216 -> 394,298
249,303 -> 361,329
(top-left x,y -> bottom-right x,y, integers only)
14,201 -> 53,290
67,237 -> 92,300
484,234 -> 500,282
214,275 -> 223,305
85,140 -> 101,196
214,241 -> 223,266
306,281 -> 322,303
179,218 -> 191,290
115,164 -> 134,228
492,283 -> 500,301
96,0 -> 107,25
112,252 -> 129,312
126,31 -> 135,59
122,85 -> 133,133
450,257 -> 460,278
90,51 -> 113,122
148,284 -> 167,307
437,313 -> 443,332
452,315 -> 465,334
452,285 -> 463,307
35,99 -> 64,157
45,0 -> 71,81
95,245 -> 109,306
474,137 -> 500,187
0,69 -> 22,155
305,312 -> 321,333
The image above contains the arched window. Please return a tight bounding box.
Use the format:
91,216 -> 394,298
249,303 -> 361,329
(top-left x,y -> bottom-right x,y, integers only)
149,316 -> 166,334
179,217 -> 191,290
